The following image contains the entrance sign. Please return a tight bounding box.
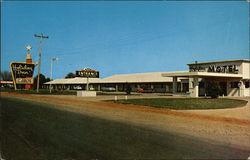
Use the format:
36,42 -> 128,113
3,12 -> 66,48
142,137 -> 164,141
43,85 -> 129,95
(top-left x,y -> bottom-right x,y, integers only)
76,68 -> 99,91
76,68 -> 99,78
10,62 -> 36,86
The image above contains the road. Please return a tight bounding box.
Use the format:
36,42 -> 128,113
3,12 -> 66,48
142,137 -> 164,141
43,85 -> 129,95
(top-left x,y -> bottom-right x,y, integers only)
1,92 -> 250,159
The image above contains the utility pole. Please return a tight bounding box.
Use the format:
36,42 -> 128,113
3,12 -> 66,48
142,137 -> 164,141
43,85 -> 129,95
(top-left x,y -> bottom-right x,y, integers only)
34,33 -> 48,93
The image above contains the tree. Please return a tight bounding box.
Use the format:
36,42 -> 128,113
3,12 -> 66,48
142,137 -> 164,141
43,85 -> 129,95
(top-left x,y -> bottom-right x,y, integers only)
33,73 -> 48,89
65,72 -> 76,78
0,70 -> 12,81
206,82 -> 222,98
45,77 -> 51,82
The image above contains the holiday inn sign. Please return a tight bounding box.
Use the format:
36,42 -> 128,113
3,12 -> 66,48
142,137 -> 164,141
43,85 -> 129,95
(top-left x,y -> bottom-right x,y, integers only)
10,62 -> 36,84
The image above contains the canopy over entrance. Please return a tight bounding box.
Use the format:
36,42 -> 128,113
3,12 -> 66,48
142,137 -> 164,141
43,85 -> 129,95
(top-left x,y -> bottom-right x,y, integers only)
161,59 -> 249,97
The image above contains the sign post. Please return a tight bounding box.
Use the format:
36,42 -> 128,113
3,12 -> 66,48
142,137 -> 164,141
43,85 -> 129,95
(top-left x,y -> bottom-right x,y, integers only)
86,76 -> 89,91
75,68 -> 99,97
10,63 -> 17,90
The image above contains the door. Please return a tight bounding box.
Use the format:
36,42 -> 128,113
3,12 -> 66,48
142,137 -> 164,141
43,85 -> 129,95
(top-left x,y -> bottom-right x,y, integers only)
219,82 -> 227,96
199,82 -> 205,96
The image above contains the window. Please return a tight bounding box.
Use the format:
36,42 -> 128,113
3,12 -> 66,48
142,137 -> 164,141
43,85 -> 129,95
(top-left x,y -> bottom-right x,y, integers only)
199,82 -> 205,88
231,82 -> 239,88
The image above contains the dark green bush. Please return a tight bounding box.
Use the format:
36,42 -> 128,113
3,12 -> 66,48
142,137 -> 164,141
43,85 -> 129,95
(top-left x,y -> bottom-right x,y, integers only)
126,85 -> 131,95
206,82 -> 222,98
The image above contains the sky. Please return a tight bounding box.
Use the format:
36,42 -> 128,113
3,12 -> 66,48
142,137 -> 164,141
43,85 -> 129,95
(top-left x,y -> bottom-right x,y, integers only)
1,1 -> 249,79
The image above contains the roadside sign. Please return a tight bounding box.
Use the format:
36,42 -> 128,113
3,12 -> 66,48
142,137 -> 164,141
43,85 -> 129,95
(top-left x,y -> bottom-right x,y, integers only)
76,68 -> 99,78
75,68 -> 99,91
10,62 -> 36,86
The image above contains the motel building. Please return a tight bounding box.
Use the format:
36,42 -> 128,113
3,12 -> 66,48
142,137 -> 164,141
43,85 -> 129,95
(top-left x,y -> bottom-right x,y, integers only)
46,59 -> 250,97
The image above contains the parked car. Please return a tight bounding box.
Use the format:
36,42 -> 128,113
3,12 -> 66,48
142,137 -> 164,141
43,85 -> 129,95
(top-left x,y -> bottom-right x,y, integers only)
101,87 -> 116,92
136,88 -> 153,93
73,86 -> 82,90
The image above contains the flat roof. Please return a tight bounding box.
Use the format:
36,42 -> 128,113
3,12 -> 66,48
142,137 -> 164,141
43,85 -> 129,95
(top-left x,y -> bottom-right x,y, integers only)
187,59 -> 250,65
162,71 -> 243,78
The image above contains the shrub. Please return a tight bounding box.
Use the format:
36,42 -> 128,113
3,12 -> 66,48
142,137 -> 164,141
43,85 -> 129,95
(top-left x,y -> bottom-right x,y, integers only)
206,82 -> 222,98
126,85 -> 131,95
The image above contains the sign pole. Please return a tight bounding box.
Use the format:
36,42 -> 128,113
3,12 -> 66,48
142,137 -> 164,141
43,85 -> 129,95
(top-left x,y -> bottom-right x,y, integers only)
50,59 -> 53,93
86,76 -> 89,91
10,63 -> 17,90
75,68 -> 99,91
34,33 -> 48,93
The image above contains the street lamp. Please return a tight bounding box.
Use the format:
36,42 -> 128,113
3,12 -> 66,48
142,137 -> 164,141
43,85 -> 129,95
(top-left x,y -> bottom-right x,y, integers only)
50,57 -> 58,93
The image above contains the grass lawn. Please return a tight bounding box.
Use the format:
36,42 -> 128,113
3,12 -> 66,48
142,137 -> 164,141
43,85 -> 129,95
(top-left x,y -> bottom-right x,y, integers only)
1,97 -> 249,159
97,92 -> 139,96
0,88 -> 130,96
0,88 -> 76,95
111,98 -> 248,110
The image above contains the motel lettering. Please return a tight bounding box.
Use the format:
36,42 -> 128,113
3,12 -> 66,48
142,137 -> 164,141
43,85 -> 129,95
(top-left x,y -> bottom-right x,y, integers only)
207,65 -> 238,73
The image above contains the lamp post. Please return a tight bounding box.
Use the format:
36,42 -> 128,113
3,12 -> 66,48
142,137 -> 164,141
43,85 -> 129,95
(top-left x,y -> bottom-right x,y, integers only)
50,57 -> 58,93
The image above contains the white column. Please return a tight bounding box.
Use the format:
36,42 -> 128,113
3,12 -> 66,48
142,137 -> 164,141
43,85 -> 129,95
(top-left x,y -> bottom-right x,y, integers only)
239,80 -> 245,97
173,77 -> 177,93
137,84 -> 140,88
189,77 -> 199,97
116,84 -> 118,92
151,84 -> 154,89
98,84 -> 101,91
180,83 -> 183,92
165,83 -> 169,92
193,77 -> 199,97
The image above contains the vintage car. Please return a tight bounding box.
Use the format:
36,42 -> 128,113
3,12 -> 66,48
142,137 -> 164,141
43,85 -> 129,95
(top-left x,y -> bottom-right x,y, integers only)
101,87 -> 116,92
136,88 -> 153,93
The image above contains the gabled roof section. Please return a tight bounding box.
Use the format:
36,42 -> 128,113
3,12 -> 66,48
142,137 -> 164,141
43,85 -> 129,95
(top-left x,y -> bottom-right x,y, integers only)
101,72 -> 179,83
45,71 -> 184,85
45,77 -> 102,84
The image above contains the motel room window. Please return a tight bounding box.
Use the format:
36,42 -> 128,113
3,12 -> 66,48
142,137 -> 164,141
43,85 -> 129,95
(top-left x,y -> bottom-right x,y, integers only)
231,82 -> 239,88
245,82 -> 250,88
199,82 -> 205,88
